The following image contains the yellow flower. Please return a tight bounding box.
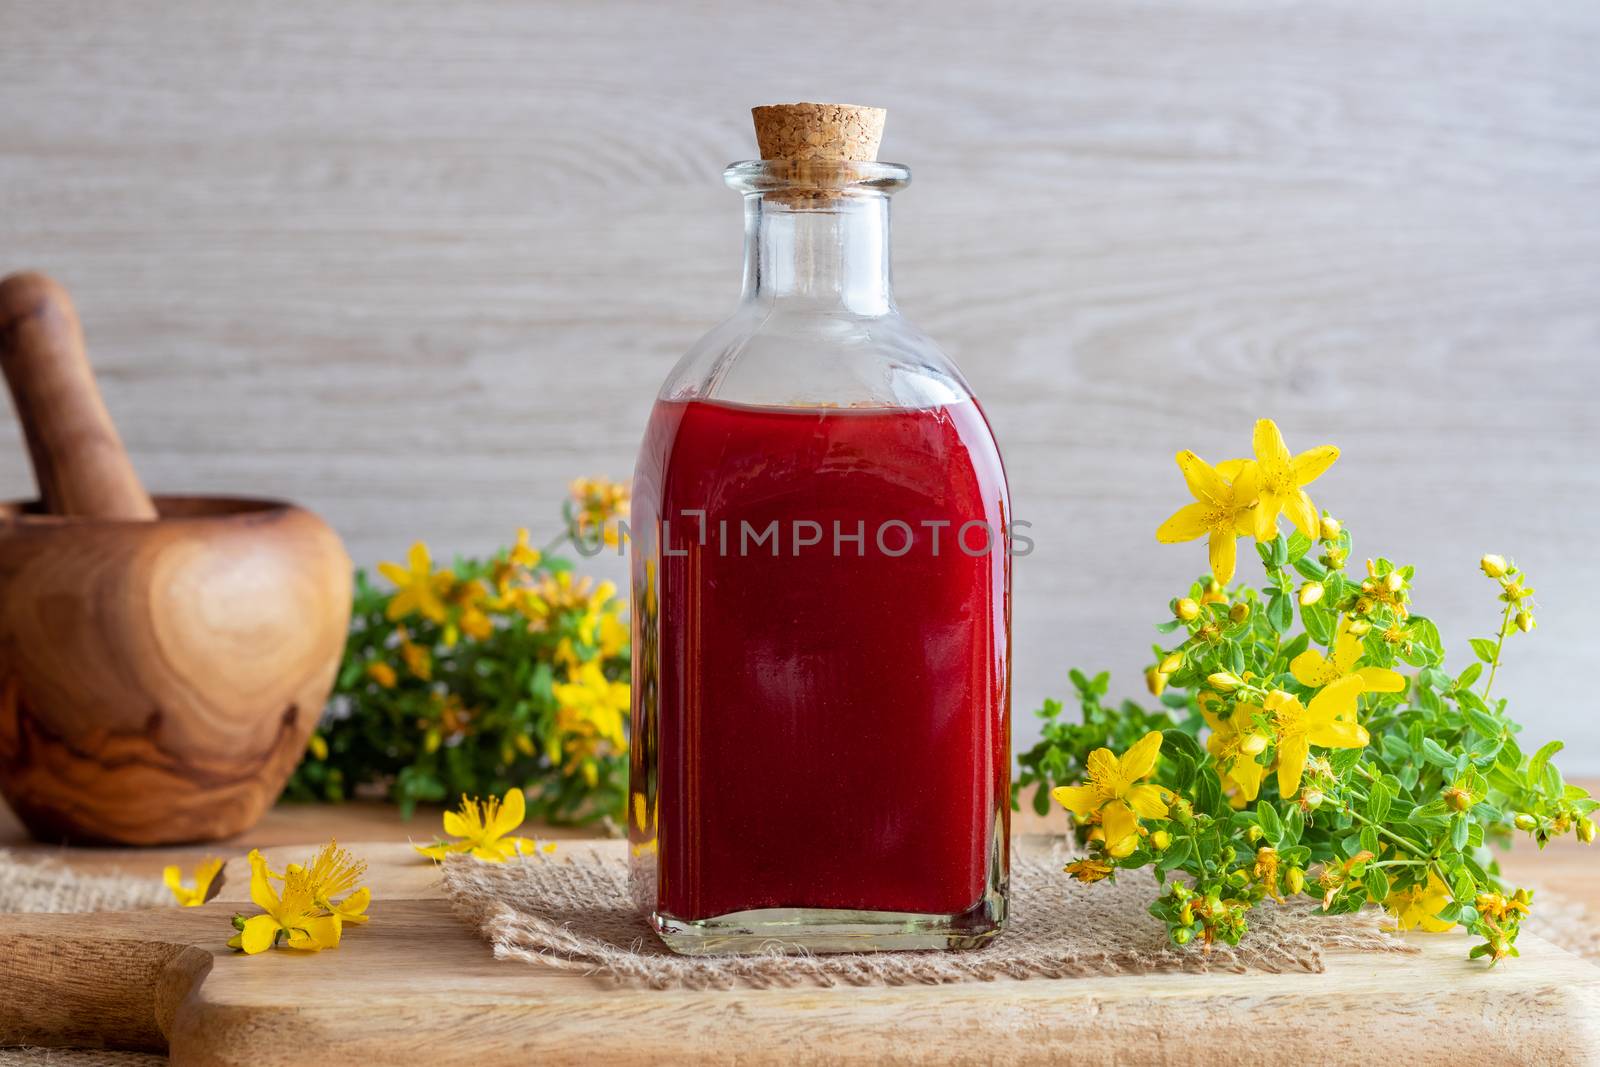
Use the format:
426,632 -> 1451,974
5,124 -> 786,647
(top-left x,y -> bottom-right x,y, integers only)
229,850 -> 343,954
1203,707 -> 1269,803
294,841 -> 371,925
365,661 -> 397,689
1064,857 -> 1115,883
1289,623 -> 1406,695
400,636 -> 432,681
1052,731 -> 1168,858
1249,419 -> 1338,540
509,526 -> 542,569
569,477 -> 631,548
1253,846 -> 1282,901
1155,452 -> 1259,584
598,611 -> 629,659
378,542 -> 455,624
163,857 -> 224,907
1386,872 -> 1454,932
552,660 -> 630,753
414,788 -> 555,863
1265,678 -> 1369,798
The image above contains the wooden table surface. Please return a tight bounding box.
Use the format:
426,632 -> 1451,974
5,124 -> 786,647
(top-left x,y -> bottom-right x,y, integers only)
4,792 -> 1595,912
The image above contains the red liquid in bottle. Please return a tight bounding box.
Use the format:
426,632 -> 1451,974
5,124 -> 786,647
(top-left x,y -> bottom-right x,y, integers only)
632,397 -> 1010,920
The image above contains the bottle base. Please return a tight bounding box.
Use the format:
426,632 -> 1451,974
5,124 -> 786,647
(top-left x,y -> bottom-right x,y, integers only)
651,890 -> 1006,956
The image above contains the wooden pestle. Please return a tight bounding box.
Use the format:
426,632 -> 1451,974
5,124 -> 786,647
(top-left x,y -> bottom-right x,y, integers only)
0,271 -> 156,519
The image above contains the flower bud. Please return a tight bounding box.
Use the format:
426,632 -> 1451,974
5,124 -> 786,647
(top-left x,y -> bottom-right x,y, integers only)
1208,671 -> 1244,692
1285,867 -> 1306,895
1319,516 -> 1342,540
1151,829 -> 1171,851
1444,786 -> 1473,812
1514,813 -> 1538,832
1240,732 -> 1268,755
1246,825 -> 1263,843
1175,597 -> 1201,621
1229,603 -> 1250,624
1480,554 -> 1508,578
1145,667 -> 1169,697
308,734 -> 329,761
1384,571 -> 1404,594
1346,618 -> 1372,636
1321,547 -> 1347,571
1516,610 -> 1535,633
1174,926 -> 1193,945
424,729 -> 442,755
1160,651 -> 1184,674
1301,789 -> 1325,810
1579,818 -> 1595,844
1299,581 -> 1325,607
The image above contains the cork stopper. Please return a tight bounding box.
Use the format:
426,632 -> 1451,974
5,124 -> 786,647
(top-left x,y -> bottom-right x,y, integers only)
752,103 -> 886,162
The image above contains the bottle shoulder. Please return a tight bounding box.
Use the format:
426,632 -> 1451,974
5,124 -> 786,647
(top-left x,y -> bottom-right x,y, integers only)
658,305 -> 973,410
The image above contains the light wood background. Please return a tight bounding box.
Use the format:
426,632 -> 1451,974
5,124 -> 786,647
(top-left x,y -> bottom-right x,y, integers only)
2,1 -> 1597,770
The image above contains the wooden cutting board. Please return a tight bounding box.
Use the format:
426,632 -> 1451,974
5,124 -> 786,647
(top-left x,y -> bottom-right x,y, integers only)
2,840 -> 1597,1065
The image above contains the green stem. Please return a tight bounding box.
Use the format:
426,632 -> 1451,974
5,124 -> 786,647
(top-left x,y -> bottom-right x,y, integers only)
1480,601 -> 1516,701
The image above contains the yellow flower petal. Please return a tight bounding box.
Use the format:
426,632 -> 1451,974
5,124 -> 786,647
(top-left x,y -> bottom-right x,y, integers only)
1207,528 -> 1238,585
442,806 -> 476,839
1276,736 -> 1311,798
1307,719 -> 1370,749
1355,667 -> 1406,694
406,541 -> 432,574
1214,458 -> 1250,482
1119,731 -> 1164,781
376,561 -> 410,587
1291,445 -> 1339,486
1156,502 -> 1211,544
1100,800 -> 1139,853
488,788 -> 526,839
1125,783 -> 1169,819
1284,489 -> 1319,538
1308,675 -> 1365,724
1254,490 -> 1282,541
239,914 -> 280,955
1253,419 -> 1292,470
1175,451 -> 1229,505
1330,631 -> 1364,674
1051,784 -> 1101,818
1289,649 -> 1334,688
1229,753 -> 1266,802
247,851 -> 279,913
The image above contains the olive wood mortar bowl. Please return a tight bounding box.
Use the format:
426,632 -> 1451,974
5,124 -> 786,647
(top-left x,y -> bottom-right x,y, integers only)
0,495 -> 350,845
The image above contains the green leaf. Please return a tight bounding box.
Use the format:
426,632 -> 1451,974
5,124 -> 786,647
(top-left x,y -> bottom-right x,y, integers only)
1302,603 -> 1333,645
1363,867 -> 1390,904
1469,638 -> 1499,664
1421,738 -> 1456,767
1266,592 -> 1293,633
1157,837 -> 1193,872
1454,662 -> 1483,691
1528,739 -> 1564,782
1367,780 -> 1392,824
1450,815 -> 1470,852
1464,707 -> 1502,739
1258,802 -> 1284,846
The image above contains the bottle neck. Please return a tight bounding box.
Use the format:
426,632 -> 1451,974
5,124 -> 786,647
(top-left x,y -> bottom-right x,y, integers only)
740,194 -> 895,316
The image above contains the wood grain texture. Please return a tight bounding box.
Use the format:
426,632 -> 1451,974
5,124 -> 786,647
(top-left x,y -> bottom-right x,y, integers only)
1,840 -> 1597,1065
0,1 -> 1597,770
0,272 -> 157,520
0,497 -> 352,845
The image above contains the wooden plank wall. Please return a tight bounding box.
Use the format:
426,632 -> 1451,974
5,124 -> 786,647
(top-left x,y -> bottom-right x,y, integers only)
2,1 -> 1597,769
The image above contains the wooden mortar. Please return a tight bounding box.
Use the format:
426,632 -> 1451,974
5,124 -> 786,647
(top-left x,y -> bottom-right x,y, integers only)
0,273 -> 351,845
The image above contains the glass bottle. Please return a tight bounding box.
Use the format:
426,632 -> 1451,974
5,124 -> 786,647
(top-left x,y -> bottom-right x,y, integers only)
629,104 -> 1010,954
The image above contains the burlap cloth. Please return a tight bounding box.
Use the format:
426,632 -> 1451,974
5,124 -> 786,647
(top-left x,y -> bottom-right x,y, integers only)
445,839 -> 1425,989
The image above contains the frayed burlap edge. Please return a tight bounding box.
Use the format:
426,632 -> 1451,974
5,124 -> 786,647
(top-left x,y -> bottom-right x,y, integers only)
0,851 -> 170,914
443,841 -> 1418,989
